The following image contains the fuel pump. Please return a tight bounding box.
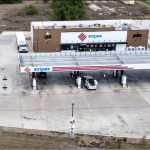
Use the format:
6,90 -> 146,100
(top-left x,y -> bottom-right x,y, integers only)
121,75 -> 127,87
113,70 -> 117,77
31,72 -> 38,90
76,77 -> 81,89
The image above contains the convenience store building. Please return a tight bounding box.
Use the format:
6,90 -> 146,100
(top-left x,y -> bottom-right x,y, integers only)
30,20 -> 149,52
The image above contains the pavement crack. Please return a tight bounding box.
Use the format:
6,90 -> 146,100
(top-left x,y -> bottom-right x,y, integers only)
117,115 -> 127,126
23,116 -> 36,120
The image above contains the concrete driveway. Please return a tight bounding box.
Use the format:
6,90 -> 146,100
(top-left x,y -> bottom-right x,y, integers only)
0,32 -> 150,139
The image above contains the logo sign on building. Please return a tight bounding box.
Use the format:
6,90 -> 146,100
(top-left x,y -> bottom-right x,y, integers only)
78,33 -> 87,41
24,67 -> 31,73
44,32 -> 51,41
34,67 -> 51,72
61,31 -> 127,44
78,33 -> 102,41
88,35 -> 102,38
133,32 -> 142,39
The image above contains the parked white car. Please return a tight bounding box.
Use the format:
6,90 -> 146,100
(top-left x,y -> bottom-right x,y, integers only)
82,76 -> 98,90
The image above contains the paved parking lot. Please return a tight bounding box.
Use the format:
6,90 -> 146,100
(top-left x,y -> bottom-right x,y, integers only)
0,32 -> 150,138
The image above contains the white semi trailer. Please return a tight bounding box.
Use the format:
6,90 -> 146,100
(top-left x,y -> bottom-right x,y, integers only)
16,32 -> 28,53
120,0 -> 134,5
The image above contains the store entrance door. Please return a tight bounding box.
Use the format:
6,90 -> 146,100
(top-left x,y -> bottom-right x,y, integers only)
79,45 -> 86,52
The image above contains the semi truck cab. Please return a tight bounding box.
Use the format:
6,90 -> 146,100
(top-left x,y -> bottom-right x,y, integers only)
18,42 -> 27,52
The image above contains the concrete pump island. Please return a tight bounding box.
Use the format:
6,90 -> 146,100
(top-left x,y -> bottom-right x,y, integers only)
0,19 -> 150,139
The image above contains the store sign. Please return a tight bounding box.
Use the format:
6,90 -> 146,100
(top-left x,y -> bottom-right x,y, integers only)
44,32 -> 51,41
34,67 -> 51,72
78,33 -> 102,41
133,32 -> 142,39
78,33 -> 87,41
88,35 -> 102,38
24,67 -> 31,73
61,31 -> 127,44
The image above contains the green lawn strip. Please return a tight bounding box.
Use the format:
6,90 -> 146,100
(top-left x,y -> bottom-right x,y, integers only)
139,0 -> 150,6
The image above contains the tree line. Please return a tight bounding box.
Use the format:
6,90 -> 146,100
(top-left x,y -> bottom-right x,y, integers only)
0,0 -> 22,4
50,0 -> 88,20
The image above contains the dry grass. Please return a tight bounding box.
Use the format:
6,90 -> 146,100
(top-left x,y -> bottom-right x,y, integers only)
0,1 -> 52,33
1,1 -> 150,33
85,0 -> 150,20
0,130 -> 149,149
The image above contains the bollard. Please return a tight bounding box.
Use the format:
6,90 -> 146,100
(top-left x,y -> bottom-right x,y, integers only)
2,84 -> 7,90
3,76 -> 7,80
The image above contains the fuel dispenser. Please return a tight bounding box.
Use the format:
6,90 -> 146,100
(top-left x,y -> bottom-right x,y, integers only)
76,77 -> 81,89
32,78 -> 37,90
113,70 -> 117,76
30,72 -> 38,90
112,70 -> 118,78
121,75 -> 127,87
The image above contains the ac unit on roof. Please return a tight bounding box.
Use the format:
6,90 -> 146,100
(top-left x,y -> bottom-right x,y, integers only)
83,25 -> 88,28
94,23 -> 100,26
45,26 -> 55,29
113,22 -> 121,28
61,25 -> 66,29
79,24 -> 83,27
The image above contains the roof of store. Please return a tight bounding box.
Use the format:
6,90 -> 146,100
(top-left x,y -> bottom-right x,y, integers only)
31,19 -> 139,31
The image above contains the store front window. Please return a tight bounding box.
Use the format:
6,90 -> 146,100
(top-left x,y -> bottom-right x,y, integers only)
61,44 -> 116,51
99,44 -> 116,51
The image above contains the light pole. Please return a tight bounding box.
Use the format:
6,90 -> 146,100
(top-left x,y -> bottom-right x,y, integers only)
72,103 -> 74,117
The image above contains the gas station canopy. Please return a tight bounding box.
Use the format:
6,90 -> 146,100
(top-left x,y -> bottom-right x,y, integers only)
18,51 -> 150,73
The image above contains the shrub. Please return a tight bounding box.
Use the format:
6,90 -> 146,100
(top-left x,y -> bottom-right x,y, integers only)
117,139 -> 122,149
21,4 -> 37,15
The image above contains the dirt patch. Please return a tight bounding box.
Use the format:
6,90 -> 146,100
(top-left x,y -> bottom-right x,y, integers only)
0,125 -> 149,149
1,1 -> 150,33
0,1 -> 52,33
85,0 -> 150,20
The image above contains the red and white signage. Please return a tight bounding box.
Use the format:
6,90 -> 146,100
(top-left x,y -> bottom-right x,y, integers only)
61,31 -> 127,44
24,67 -> 31,73
78,33 -> 87,41
70,117 -> 75,131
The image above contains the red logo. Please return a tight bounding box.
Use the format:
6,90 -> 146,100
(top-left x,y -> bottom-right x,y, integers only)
133,32 -> 142,39
24,67 -> 31,73
78,33 -> 87,41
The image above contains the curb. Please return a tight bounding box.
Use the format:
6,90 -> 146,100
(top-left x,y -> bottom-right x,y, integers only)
0,125 -> 149,140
